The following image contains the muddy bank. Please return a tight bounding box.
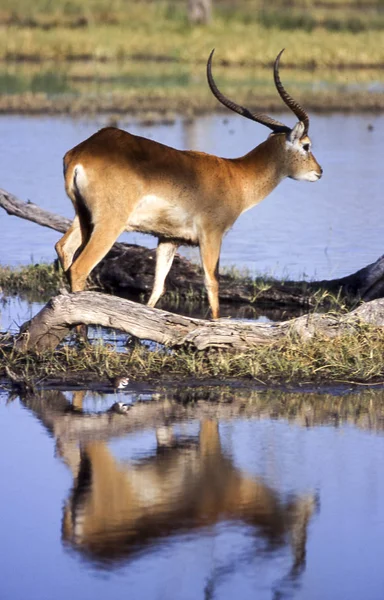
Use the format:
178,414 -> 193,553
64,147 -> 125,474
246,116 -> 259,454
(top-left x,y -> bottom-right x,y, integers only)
1,89 -> 384,117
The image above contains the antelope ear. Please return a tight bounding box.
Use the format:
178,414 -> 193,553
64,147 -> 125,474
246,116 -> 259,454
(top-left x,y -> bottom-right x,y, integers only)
288,121 -> 305,143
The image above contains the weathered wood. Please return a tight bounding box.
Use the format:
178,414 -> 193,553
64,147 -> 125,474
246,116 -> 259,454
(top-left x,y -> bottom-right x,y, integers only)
0,187 -> 71,233
2,187 -> 384,308
14,290 -> 384,352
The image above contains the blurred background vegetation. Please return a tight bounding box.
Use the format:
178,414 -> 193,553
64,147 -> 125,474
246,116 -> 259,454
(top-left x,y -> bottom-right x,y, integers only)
1,0 -> 383,115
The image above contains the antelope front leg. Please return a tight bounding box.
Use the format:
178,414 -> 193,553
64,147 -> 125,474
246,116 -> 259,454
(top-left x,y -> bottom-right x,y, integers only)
199,233 -> 222,319
147,240 -> 178,308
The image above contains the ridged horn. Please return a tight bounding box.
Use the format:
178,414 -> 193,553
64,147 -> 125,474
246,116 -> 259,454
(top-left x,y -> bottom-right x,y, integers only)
274,48 -> 310,136
207,49 -> 290,134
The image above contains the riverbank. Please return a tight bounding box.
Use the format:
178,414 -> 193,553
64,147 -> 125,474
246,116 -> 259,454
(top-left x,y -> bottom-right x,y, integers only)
2,262 -> 384,387
2,316 -> 384,388
1,86 -> 383,117
1,0 -> 384,116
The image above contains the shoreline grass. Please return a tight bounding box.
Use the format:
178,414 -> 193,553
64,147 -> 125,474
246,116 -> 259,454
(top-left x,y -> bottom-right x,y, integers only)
2,320 -> 384,386
0,263 -> 65,299
1,0 -> 384,115
1,90 -> 383,117
1,264 -> 383,386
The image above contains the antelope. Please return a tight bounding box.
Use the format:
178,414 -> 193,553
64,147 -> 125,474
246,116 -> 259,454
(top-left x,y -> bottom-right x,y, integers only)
56,49 -> 322,319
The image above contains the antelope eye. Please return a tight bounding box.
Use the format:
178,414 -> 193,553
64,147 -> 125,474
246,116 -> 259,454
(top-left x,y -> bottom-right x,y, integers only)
303,143 -> 310,152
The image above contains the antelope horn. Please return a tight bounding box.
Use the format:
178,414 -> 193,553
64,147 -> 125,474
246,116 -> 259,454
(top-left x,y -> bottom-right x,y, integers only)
274,48 -> 310,136
207,49 -> 290,134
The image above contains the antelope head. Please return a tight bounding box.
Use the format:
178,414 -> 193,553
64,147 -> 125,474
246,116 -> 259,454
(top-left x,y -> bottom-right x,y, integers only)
207,49 -> 323,183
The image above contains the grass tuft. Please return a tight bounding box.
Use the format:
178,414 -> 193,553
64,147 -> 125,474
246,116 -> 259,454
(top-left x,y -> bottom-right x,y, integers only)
0,263 -> 65,299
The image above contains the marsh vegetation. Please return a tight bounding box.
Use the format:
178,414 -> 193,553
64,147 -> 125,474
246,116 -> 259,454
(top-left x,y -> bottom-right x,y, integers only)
1,0 -> 384,114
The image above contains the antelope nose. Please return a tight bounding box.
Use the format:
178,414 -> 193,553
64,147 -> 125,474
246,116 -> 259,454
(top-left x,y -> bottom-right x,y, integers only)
318,166 -> 323,178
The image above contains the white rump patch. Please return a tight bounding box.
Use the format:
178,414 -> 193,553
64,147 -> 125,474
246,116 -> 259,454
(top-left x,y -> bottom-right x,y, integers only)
73,164 -> 88,193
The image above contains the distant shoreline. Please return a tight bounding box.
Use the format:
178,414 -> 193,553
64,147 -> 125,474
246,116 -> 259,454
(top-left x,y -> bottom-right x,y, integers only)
2,0 -> 384,116
1,91 -> 383,117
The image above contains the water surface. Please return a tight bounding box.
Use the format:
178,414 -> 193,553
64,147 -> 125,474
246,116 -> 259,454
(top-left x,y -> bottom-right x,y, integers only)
1,386 -> 384,600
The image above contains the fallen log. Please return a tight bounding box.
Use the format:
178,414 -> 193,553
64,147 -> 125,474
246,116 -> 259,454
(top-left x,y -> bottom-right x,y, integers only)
3,187 -> 384,310
14,290 -> 384,353
0,187 -> 71,233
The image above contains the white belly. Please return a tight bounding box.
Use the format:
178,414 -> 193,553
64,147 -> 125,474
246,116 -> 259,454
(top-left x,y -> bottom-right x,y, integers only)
126,194 -> 198,244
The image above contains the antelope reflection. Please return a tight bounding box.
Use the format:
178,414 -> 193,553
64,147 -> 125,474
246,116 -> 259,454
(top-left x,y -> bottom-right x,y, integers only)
61,392 -> 316,571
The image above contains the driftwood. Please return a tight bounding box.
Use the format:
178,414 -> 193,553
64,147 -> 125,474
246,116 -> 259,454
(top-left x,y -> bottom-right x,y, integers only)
14,289 -> 384,352
2,187 -> 384,311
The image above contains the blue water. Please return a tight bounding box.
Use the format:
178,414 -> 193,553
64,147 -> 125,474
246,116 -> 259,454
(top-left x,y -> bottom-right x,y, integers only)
1,387 -> 384,600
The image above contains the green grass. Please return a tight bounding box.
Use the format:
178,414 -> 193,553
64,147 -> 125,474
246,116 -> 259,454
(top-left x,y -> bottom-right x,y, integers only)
0,264 -> 65,299
1,0 -> 384,114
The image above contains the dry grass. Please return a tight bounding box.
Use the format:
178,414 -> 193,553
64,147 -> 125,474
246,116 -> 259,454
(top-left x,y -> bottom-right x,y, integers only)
3,20 -> 384,66
2,320 -> 384,385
